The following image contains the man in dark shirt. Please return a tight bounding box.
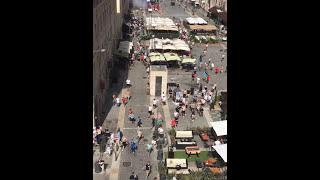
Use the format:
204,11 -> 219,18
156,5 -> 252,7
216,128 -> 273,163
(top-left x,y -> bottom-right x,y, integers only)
145,161 -> 151,178
129,172 -> 137,180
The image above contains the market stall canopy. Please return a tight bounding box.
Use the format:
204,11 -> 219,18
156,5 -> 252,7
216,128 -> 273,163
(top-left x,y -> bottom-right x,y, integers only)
212,144 -> 227,162
145,17 -> 176,27
114,49 -> 129,58
163,44 -> 177,50
175,45 -> 190,51
148,52 -> 162,57
190,25 -> 218,31
163,53 -> 181,61
162,38 -> 174,44
210,120 -> 227,136
150,55 -> 166,62
181,58 -> 196,64
148,25 -> 179,31
185,17 -> 207,25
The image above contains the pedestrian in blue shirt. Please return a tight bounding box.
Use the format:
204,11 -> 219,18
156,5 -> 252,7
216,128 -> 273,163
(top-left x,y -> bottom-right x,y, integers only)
130,139 -> 136,153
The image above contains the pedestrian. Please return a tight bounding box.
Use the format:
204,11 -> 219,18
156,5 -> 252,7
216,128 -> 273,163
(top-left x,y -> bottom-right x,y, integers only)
141,54 -> 144,61
126,89 -> 130,100
129,172 -> 137,180
158,126 -> 164,138
174,111 -> 179,125
148,105 -> 153,118
126,79 -> 131,87
121,136 -> 128,151
211,62 -> 214,71
117,128 -> 123,142
137,128 -> 143,143
191,109 -> 196,121
110,132 -> 115,145
181,105 -> 186,117
99,159 -> 105,172
112,94 -> 116,105
130,139 -> 136,153
122,97 -> 126,106
144,161 -> 151,178
203,71 -> 207,81
158,112 -> 162,126
151,115 -> 155,129
116,97 -> 121,106
192,71 -> 196,81
221,65 -> 224,74
206,74 -> 210,83
199,61 -> 203,69
137,116 -> 142,127
221,54 -> 225,60
196,77 -> 200,84
106,144 -> 111,157
215,67 -> 219,75
225,66 -> 227,73
130,113 -> 135,123
171,119 -> 176,128
147,142 -> 153,157
153,98 -> 158,108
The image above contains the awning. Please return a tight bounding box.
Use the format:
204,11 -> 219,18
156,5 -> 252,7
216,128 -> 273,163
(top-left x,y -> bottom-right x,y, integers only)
148,52 -> 162,57
190,25 -> 218,31
114,49 -> 129,58
181,58 -> 196,64
163,53 -> 181,61
150,55 -> 166,62
175,45 -> 190,51
212,144 -> 227,163
163,44 -> 177,50
210,120 -> 227,136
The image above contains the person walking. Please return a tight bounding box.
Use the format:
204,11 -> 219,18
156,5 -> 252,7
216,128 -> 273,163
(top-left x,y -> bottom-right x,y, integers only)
211,62 -> 214,71
129,172 -> 137,180
130,139 -> 136,154
126,89 -> 130,100
106,144 -> 111,157
144,161 -> 152,178
206,74 -> 210,83
137,128 -> 143,143
148,105 -> 153,118
137,116 -> 142,127
122,97 -> 126,106
203,71 -> 207,81
151,115 -> 155,129
121,136 -> 128,151
221,54 -> 225,61
215,67 -> 219,75
220,65 -> 224,74
205,44 -> 208,51
171,119 -> 176,128
126,79 -> 131,87
147,142 -> 153,157
153,99 -> 158,108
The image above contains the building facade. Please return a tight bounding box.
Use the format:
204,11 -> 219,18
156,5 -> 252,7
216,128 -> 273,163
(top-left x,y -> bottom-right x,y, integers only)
93,0 -> 129,126
204,0 -> 227,12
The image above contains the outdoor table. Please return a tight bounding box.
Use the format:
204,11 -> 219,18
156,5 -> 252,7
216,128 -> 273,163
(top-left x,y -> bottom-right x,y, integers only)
166,158 -> 188,169
168,169 -> 190,174
200,133 -> 209,141
210,168 -> 222,174
185,146 -> 201,155
175,131 -> 193,139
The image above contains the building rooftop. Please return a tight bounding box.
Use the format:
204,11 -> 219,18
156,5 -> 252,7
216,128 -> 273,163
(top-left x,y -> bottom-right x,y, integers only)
150,65 -> 167,71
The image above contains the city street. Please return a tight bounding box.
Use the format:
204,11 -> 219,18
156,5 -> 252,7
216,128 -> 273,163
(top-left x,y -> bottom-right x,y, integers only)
94,1 -> 227,179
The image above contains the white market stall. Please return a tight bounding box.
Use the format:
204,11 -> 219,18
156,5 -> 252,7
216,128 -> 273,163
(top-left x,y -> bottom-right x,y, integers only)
210,120 -> 227,140
211,143 -> 227,163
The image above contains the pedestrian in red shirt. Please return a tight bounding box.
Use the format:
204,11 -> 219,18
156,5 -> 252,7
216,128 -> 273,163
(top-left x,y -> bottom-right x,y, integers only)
129,109 -> 133,115
122,97 -> 126,106
206,75 -> 210,83
215,67 -> 219,75
205,44 -> 208,51
171,119 -> 175,128
141,55 -> 144,61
